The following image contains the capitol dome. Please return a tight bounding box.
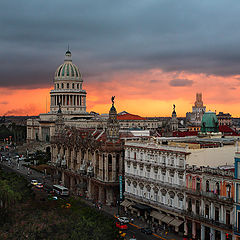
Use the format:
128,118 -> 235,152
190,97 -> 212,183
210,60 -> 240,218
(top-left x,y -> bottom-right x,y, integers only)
54,50 -> 81,80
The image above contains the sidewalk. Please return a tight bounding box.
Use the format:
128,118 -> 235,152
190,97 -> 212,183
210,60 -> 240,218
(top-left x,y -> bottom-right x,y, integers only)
80,197 -> 182,240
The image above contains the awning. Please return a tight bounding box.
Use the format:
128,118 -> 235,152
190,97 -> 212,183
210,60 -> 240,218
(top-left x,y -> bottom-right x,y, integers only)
150,211 -> 165,221
120,200 -> 132,208
161,215 -> 174,224
169,218 -> 184,227
132,203 -> 151,211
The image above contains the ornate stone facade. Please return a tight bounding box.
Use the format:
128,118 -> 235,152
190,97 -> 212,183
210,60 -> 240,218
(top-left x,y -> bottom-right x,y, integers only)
186,93 -> 206,126
50,103 -> 125,205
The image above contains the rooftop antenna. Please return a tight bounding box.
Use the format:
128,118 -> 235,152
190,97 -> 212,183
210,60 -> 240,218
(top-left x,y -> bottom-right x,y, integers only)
67,44 -> 70,52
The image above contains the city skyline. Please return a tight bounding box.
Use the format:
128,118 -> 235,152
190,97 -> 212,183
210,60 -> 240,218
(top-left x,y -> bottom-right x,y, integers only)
1,1 -> 240,117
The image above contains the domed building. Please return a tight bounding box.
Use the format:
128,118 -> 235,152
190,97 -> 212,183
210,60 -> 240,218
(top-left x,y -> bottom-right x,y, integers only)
50,50 -> 87,114
201,111 -> 219,133
27,49 -> 163,143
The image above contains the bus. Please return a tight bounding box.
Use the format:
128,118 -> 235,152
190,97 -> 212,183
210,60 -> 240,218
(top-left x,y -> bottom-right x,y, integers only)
53,185 -> 69,196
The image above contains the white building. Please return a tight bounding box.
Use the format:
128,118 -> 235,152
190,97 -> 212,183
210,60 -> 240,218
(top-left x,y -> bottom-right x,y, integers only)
123,140 -> 187,234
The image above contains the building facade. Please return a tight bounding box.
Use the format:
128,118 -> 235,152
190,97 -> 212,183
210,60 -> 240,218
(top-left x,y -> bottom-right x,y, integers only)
49,102 -> 125,205
26,50 -> 163,143
186,93 -> 206,126
123,140 -> 187,235
234,152 -> 240,239
217,112 -> 232,127
186,166 -> 234,240
122,137 -> 236,239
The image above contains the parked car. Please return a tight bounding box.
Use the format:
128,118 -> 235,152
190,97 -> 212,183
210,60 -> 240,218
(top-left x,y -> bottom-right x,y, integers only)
118,217 -> 129,224
31,180 -> 38,185
19,155 -> 26,161
140,228 -> 152,235
48,195 -> 58,200
35,183 -> 43,189
116,222 -> 128,230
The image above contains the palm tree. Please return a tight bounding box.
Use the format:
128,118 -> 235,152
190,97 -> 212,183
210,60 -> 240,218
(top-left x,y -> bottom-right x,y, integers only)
0,180 -> 21,209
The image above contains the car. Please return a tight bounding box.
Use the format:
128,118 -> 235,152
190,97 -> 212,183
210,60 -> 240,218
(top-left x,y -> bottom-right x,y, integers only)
48,195 -> 58,200
35,183 -> 43,189
118,217 -> 129,224
140,228 -> 152,235
116,222 -> 128,230
31,180 -> 38,185
19,156 -> 26,161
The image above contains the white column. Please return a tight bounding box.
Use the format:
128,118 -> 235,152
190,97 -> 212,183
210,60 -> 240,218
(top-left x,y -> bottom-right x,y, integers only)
210,202 -> 214,219
221,231 -> 226,240
210,228 -> 215,240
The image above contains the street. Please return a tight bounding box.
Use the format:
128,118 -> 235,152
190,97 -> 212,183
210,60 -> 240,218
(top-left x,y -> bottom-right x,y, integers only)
0,148 -> 176,240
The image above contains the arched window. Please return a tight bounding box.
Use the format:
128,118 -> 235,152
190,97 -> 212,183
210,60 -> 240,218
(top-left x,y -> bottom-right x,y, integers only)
72,83 -> 74,89
57,83 -> 59,89
196,177 -> 201,191
67,83 -> 69,89
216,182 -> 220,195
77,84 -> 79,89
226,184 -> 231,198
62,83 -> 64,89
188,198 -> 192,212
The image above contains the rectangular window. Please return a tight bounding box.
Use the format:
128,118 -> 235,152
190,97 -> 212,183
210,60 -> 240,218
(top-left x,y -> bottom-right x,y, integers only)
238,162 -> 240,179
238,184 -> 240,203
226,210 -> 230,225
215,207 -> 219,222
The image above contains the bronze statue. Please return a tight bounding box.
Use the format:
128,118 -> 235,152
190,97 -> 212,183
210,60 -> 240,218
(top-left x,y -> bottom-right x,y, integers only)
111,96 -> 115,105
173,104 -> 175,112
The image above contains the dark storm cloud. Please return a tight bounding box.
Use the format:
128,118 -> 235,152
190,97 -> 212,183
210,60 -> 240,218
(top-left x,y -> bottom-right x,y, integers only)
169,79 -> 193,87
1,0 -> 240,88
0,101 -> 8,105
149,80 -> 161,83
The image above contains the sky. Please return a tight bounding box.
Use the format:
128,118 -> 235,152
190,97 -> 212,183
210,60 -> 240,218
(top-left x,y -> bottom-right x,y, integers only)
1,0 -> 240,117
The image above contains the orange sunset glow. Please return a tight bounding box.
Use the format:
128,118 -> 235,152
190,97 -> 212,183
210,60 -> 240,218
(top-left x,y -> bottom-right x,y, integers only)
1,68 -> 240,117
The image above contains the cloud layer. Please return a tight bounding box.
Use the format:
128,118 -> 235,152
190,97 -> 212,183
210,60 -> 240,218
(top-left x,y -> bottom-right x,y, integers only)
1,1 -> 240,116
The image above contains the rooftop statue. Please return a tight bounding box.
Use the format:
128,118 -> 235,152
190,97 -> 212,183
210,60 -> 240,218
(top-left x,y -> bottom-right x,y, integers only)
111,96 -> 115,106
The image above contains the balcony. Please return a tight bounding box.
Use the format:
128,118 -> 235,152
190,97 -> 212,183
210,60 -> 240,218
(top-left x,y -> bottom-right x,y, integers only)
185,211 -> 233,231
124,192 -> 184,215
125,157 -> 185,170
185,188 -> 201,197
126,173 -> 186,191
201,191 -> 233,204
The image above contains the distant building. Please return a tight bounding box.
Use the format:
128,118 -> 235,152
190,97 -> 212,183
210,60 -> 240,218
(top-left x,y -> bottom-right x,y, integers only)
217,112 -> 232,127
186,93 -> 206,126
201,111 -> 219,133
